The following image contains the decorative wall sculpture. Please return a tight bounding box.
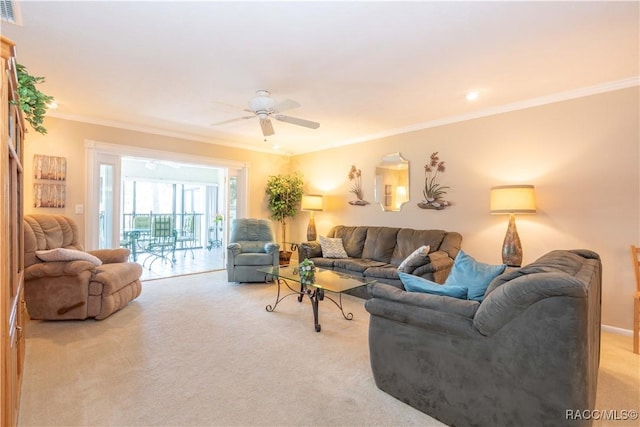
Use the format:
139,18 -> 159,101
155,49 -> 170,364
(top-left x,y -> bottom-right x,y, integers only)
348,164 -> 369,205
418,151 -> 450,210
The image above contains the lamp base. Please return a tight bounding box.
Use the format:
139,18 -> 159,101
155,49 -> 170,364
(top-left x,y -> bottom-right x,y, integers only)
307,213 -> 317,241
502,214 -> 523,267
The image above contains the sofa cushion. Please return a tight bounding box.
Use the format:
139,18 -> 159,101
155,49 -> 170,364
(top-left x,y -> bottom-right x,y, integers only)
329,226 -> 368,258
397,245 -> 430,273
333,258 -> 386,274
309,257 -> 335,269
319,236 -> 348,258
444,250 -> 506,301
483,249 -> 593,298
362,227 -> 400,263
390,229 -> 446,265
36,248 -> 102,266
367,282 -> 480,318
363,264 -> 401,280
399,272 -> 468,298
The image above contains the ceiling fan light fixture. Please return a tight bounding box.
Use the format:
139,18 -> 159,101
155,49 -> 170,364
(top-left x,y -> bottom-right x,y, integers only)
212,90 -> 319,137
249,90 -> 276,113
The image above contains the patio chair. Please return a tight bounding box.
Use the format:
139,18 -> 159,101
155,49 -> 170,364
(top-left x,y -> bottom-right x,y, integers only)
177,213 -> 197,259
144,215 -> 177,269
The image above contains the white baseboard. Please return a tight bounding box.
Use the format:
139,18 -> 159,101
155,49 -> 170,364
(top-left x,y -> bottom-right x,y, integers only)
602,324 -> 633,337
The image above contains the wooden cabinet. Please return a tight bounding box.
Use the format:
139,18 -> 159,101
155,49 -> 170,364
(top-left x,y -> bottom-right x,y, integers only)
1,35 -> 26,427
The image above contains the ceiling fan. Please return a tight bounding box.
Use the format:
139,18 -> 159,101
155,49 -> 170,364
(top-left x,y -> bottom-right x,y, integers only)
212,90 -> 320,137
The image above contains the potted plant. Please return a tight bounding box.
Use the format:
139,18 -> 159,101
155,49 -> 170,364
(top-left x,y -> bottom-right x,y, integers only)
265,172 -> 304,264
14,63 -> 54,134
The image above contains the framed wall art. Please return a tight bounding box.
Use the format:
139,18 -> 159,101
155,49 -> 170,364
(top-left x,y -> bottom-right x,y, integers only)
33,154 -> 67,208
34,154 -> 66,180
34,183 -> 66,208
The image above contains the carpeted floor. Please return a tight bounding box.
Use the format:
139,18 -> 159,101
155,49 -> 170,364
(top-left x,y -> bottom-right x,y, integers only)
18,270 -> 640,426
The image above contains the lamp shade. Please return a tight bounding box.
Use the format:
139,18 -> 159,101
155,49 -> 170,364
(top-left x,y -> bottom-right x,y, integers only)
301,194 -> 324,211
490,185 -> 536,214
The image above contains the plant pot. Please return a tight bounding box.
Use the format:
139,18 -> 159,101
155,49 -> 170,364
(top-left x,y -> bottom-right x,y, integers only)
348,200 -> 370,206
279,250 -> 292,266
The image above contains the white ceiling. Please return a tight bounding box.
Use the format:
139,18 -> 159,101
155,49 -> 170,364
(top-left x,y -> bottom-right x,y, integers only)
3,1 -> 639,155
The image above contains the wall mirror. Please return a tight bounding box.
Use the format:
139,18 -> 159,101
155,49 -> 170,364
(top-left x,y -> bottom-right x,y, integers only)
374,153 -> 410,212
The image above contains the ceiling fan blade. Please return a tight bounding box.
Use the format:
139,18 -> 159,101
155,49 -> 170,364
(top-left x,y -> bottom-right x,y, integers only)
260,118 -> 275,136
273,98 -> 300,113
211,115 -> 254,126
275,115 -> 320,129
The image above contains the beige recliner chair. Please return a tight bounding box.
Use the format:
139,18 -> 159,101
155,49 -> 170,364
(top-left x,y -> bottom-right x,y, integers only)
24,214 -> 143,320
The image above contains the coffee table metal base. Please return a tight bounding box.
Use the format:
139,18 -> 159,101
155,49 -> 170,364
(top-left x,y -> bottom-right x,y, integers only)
265,278 -> 354,332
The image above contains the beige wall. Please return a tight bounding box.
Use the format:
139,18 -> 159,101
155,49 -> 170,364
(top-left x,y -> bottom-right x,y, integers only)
290,87 -> 640,330
23,117 -> 290,243
23,87 -> 639,330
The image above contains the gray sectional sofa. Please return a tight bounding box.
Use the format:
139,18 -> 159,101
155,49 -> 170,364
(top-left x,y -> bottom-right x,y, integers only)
365,249 -> 602,427
298,225 -> 462,298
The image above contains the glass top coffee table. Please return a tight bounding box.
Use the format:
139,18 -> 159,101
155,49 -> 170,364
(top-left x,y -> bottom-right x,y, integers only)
257,265 -> 376,332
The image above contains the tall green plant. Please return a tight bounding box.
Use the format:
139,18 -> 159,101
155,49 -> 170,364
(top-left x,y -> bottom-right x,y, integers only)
15,63 -> 54,134
265,172 -> 304,246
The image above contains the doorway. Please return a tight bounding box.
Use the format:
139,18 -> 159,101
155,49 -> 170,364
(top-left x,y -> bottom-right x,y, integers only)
86,140 -> 247,280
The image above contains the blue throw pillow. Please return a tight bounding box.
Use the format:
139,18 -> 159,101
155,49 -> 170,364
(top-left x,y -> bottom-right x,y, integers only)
398,272 -> 468,299
444,250 -> 507,301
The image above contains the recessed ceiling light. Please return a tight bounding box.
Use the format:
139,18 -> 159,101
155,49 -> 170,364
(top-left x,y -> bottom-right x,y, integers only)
272,144 -> 279,150
466,91 -> 479,101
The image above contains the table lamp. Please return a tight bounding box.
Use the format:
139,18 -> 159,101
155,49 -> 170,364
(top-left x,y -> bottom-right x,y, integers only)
301,194 -> 324,241
490,185 -> 536,267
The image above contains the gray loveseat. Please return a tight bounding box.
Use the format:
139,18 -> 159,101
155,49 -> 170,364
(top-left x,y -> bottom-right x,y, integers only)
365,249 -> 602,427
298,225 -> 462,298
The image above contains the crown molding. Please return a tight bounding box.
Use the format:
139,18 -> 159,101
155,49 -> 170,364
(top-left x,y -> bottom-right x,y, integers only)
45,112 -> 280,155
328,77 -> 640,151
46,77 -> 639,156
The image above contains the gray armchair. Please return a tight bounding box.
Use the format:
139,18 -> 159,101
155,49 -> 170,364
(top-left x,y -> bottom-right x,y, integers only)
227,218 -> 279,282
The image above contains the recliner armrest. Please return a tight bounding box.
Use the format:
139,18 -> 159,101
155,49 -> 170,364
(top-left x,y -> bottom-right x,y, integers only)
87,248 -> 130,264
25,260 -> 96,279
264,242 -> 279,255
227,243 -> 242,256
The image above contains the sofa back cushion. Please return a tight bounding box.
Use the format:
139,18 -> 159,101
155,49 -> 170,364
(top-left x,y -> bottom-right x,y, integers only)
328,225 -> 368,258
390,229 -> 447,266
438,231 -> 463,260
483,249 -> 597,298
475,249 -> 601,336
362,227 -> 400,263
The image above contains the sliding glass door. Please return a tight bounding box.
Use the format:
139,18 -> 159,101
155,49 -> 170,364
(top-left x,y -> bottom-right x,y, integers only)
87,151 -> 122,250
85,140 -> 247,277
